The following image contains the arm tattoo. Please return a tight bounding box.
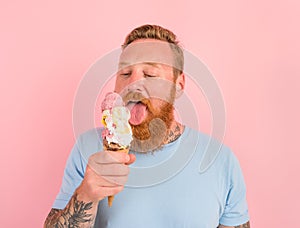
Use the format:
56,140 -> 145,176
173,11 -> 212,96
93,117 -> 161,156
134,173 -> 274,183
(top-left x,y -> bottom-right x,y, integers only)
44,193 -> 95,228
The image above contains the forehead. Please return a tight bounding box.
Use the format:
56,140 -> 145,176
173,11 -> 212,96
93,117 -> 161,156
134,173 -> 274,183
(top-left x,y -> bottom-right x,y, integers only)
118,62 -> 173,73
119,40 -> 178,70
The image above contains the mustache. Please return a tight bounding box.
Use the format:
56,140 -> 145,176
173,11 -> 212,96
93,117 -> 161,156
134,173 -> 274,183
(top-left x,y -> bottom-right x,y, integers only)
122,91 -> 157,114
123,92 -> 149,105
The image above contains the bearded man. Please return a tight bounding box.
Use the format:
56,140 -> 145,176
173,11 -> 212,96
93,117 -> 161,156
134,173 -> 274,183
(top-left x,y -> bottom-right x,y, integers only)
44,25 -> 250,228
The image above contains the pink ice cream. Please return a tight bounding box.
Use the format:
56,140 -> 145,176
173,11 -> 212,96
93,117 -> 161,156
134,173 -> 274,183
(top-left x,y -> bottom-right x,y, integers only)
101,92 -> 124,111
101,92 -> 132,148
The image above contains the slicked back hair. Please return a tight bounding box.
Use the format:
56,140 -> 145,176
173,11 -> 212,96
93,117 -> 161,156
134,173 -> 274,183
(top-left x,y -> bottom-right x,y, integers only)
122,24 -> 184,78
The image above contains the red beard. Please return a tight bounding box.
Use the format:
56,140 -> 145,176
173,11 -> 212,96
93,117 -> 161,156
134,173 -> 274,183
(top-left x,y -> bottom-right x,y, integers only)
123,90 -> 175,152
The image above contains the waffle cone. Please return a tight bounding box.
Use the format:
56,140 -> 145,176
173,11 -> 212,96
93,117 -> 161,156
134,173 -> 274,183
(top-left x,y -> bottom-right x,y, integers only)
103,144 -> 129,207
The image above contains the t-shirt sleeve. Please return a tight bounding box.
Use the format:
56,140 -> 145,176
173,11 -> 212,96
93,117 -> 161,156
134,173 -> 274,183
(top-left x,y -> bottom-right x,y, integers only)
219,151 -> 250,226
52,140 -> 86,209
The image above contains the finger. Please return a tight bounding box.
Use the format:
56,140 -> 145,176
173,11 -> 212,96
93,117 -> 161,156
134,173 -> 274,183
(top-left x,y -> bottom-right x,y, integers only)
105,150 -> 130,163
85,166 -> 127,187
89,151 -> 130,164
125,154 -> 136,165
90,163 -> 129,176
102,174 -> 129,186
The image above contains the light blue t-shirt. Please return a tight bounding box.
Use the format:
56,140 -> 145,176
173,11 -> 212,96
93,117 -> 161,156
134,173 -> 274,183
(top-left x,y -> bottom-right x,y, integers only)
53,127 -> 249,227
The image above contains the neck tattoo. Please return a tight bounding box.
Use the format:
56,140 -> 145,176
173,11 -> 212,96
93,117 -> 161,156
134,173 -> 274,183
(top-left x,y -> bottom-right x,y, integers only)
165,122 -> 184,144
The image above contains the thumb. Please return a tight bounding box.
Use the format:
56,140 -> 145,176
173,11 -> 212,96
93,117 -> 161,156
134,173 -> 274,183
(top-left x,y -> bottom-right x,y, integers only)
125,153 -> 136,165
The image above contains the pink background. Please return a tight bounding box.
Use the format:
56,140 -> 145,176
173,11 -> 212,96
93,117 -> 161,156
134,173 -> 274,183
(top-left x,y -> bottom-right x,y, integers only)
1,0 -> 299,227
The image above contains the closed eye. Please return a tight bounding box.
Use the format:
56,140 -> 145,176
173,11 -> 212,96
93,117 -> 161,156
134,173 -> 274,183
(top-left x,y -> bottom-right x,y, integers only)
120,72 -> 131,77
144,73 -> 156,78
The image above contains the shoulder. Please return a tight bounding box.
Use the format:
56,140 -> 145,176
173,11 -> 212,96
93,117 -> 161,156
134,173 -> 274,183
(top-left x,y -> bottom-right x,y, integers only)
75,128 -> 103,149
73,128 -> 104,162
183,127 -> 238,173
76,127 -> 103,144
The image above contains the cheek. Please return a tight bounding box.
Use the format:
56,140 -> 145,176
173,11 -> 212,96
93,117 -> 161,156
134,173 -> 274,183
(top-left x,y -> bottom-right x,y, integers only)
146,83 -> 175,105
150,98 -> 169,109
114,78 -> 125,93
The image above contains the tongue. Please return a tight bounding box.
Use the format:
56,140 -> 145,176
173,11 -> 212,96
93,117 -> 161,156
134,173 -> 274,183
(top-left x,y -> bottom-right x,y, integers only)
129,103 -> 147,125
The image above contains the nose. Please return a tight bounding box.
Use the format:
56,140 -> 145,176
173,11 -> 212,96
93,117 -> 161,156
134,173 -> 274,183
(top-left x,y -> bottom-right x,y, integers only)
126,69 -> 145,92
128,69 -> 144,84
115,67 -> 147,96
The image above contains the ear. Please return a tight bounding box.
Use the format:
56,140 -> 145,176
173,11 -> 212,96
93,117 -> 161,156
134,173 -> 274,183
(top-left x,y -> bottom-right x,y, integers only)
175,73 -> 185,98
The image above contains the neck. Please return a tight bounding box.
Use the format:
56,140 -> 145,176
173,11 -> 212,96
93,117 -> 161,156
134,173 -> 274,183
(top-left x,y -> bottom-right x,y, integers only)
164,121 -> 185,144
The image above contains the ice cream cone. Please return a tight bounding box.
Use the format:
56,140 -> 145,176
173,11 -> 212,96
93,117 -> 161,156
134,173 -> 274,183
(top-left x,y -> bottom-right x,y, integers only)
105,147 -> 129,207
101,92 -> 133,208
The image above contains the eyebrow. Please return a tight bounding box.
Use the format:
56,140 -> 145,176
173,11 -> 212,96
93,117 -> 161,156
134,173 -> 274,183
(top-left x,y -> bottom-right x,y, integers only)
118,62 -> 161,69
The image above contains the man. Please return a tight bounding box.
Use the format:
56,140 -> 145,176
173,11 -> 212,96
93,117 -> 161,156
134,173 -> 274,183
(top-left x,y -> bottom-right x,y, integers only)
44,24 -> 250,227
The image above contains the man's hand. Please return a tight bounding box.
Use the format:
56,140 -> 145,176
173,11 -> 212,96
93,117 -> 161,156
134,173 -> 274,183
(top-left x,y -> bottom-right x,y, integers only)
76,150 -> 136,203
44,150 -> 135,228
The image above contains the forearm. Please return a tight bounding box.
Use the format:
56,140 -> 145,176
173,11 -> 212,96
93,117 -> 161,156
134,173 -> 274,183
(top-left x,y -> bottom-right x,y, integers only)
44,192 -> 98,228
